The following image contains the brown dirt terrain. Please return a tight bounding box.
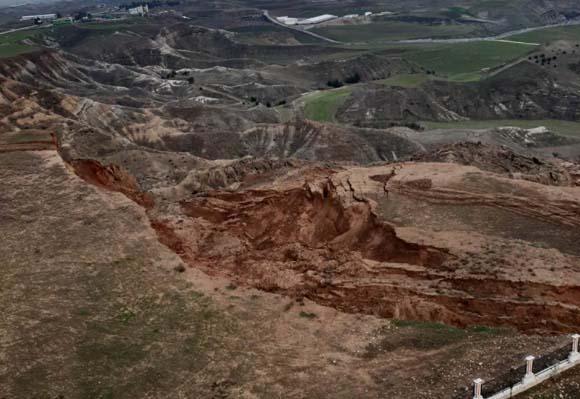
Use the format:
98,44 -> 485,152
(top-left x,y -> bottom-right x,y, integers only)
135,161 -> 580,335
2,19 -> 580,399
0,146 -> 576,399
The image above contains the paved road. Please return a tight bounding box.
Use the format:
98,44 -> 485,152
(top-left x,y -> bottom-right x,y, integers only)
262,10 -> 341,44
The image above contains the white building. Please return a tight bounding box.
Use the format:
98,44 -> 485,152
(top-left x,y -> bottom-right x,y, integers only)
297,14 -> 337,25
276,16 -> 298,25
343,14 -> 359,19
364,11 -> 373,17
20,14 -> 57,21
128,4 -> 149,16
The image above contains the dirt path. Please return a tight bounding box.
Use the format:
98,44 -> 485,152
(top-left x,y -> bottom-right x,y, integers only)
385,19 -> 580,45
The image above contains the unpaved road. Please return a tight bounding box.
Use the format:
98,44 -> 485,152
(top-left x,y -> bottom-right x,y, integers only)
387,19 -> 580,45
0,24 -> 51,36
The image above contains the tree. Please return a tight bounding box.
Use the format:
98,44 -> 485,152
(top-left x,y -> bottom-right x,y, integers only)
187,77 -> 194,84
327,79 -> 343,88
345,72 -> 361,84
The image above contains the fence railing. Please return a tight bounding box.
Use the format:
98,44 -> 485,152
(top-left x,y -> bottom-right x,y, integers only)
465,334 -> 580,399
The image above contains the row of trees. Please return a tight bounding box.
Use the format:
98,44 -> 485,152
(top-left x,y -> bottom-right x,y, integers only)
326,72 -> 361,88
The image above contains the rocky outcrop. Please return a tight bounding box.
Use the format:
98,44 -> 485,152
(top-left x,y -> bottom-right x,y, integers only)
410,142 -> 574,186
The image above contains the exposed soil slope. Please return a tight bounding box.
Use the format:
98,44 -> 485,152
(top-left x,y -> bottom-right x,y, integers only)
144,161 -> 580,334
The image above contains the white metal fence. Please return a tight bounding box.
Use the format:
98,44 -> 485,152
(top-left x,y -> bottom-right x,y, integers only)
470,334 -> 580,399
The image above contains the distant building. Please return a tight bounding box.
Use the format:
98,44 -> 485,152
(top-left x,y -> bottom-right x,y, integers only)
128,4 -> 149,16
20,14 -> 57,21
276,16 -> 298,25
364,11 -> 372,17
53,17 -> 73,25
343,14 -> 359,19
297,14 -> 337,25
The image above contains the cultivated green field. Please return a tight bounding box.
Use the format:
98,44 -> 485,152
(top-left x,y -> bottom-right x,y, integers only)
508,25 -> 580,44
77,23 -> 134,30
379,73 -> 430,87
404,41 -> 534,80
231,24 -> 323,45
0,30 -> 39,58
423,119 -> 580,137
303,87 -> 352,122
312,21 -> 477,43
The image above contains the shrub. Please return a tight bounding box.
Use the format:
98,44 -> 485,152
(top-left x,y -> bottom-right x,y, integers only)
327,79 -> 343,88
344,72 -> 361,84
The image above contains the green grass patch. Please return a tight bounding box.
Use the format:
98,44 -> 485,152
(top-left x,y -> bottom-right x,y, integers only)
230,24 -> 323,45
423,119 -> 580,137
378,73 -> 430,87
363,320 -> 506,358
72,21 -> 136,31
303,87 -> 352,122
299,311 -> 317,319
508,24 -> 580,44
312,21 -> 476,43
0,29 -> 40,58
405,41 -> 534,80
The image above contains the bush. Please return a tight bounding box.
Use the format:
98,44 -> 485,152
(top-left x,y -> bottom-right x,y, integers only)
327,79 -> 343,88
344,72 -> 361,84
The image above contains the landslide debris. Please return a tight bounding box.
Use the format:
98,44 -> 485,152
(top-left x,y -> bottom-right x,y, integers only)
146,161 -> 580,334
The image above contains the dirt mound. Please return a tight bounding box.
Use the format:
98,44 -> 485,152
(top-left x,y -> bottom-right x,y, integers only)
410,142 -> 574,186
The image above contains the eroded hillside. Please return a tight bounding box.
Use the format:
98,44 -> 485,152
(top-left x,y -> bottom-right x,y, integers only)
3,13 -> 580,399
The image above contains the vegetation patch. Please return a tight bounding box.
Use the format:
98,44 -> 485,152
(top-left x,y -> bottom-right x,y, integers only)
378,73 -> 430,87
312,21 -> 477,44
0,30 -> 40,58
444,6 -> 473,19
299,311 -> 317,319
508,25 -> 580,44
405,41 -> 534,80
364,320 -> 507,359
303,87 -> 352,122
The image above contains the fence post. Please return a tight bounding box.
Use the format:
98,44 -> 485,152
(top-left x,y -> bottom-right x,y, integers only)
523,356 -> 535,383
570,334 -> 580,363
473,378 -> 483,399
